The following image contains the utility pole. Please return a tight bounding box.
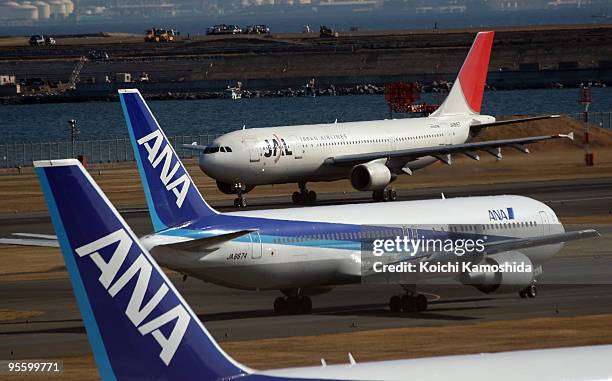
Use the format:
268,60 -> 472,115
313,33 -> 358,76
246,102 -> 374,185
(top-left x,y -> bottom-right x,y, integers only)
579,86 -> 593,166
68,119 -> 79,158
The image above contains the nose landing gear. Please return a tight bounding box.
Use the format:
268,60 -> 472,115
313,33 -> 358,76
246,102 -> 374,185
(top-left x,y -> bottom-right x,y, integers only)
233,183 -> 247,208
519,282 -> 537,298
292,181 -> 317,205
389,285 -> 428,313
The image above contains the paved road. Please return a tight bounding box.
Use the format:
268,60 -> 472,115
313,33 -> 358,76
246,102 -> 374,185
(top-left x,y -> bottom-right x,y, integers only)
1,177 -> 611,360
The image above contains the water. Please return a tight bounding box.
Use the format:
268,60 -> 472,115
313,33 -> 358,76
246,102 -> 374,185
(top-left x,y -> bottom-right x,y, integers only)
2,7 -> 609,36
2,88 -> 612,144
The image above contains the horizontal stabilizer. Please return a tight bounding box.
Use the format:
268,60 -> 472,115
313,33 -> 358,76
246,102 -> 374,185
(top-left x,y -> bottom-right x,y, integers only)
181,143 -> 208,152
13,232 -> 58,239
472,115 -> 561,129
160,229 -> 257,251
0,237 -> 59,247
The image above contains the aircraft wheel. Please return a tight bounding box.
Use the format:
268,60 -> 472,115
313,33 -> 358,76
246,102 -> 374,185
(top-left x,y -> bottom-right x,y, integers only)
415,294 -> 428,311
233,198 -> 240,207
381,190 -> 389,202
526,284 -> 537,298
372,191 -> 381,202
238,198 -> 247,208
308,190 -> 317,204
388,189 -> 397,201
400,295 -> 416,313
389,295 -> 402,312
292,191 -> 301,204
519,290 -> 527,299
299,296 -> 312,314
286,297 -> 301,314
273,297 -> 288,315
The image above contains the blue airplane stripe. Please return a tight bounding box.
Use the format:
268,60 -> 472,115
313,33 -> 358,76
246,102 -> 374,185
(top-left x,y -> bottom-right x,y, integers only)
37,167 -> 117,381
157,225 -> 513,253
120,95 -> 167,232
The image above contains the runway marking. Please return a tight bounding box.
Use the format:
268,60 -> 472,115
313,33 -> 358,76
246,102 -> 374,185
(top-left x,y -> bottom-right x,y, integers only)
546,196 -> 612,203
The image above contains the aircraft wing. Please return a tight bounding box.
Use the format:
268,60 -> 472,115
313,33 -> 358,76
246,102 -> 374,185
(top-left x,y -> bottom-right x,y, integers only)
324,133 -> 574,166
0,233 -> 59,247
471,115 -> 561,129
181,143 -> 208,152
482,229 -> 600,255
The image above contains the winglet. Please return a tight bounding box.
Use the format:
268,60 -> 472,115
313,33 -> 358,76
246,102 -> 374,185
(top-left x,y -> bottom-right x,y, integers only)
559,132 -> 575,141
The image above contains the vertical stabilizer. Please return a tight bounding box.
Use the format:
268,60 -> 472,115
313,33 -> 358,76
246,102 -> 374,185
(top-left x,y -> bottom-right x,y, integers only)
35,159 -> 246,381
431,31 -> 494,117
119,89 -> 217,232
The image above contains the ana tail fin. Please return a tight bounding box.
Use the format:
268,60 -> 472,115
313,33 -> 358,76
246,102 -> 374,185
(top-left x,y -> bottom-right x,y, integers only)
431,31 -> 494,117
34,159 -> 246,381
119,89 -> 217,232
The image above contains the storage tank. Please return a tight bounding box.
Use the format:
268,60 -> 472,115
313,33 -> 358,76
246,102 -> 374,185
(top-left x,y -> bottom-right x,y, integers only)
62,0 -> 73,14
34,1 -> 50,18
49,0 -> 66,17
4,2 -> 39,20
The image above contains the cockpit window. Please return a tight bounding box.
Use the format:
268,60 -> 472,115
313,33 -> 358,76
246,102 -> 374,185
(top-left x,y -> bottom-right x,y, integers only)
203,145 -> 231,154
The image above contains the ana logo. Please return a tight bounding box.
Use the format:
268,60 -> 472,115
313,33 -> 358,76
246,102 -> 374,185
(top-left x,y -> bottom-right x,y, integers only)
75,229 -> 190,366
488,207 -> 515,221
137,130 -> 190,208
263,134 -> 293,163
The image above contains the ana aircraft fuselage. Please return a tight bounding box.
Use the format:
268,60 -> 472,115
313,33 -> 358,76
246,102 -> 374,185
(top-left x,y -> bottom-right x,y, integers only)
143,194 -> 562,292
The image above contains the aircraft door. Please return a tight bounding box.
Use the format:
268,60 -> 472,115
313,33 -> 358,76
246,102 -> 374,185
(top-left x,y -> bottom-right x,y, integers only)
250,232 -> 262,259
444,123 -> 452,145
402,225 -> 419,240
289,135 -> 303,159
539,211 -> 550,235
243,138 -> 260,163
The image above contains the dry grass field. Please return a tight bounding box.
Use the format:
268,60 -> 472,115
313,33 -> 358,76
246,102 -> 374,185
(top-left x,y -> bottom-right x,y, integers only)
21,314 -> 612,380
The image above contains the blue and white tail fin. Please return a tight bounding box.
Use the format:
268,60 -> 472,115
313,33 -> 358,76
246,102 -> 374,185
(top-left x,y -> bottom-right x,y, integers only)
35,159 -> 247,381
119,89 -> 217,232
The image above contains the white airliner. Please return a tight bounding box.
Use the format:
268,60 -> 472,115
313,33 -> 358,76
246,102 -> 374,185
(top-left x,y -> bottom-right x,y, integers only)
184,31 -> 568,207
0,89 -> 596,315
32,158 -> 612,381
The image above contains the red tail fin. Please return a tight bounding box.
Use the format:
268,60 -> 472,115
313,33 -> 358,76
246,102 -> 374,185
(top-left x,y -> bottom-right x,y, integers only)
431,31 -> 494,116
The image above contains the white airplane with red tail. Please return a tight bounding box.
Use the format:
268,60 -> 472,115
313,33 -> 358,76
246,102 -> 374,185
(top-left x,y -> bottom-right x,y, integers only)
182,31 -> 569,207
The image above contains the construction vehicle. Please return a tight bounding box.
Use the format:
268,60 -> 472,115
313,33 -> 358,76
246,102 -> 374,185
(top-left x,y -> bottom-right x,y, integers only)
145,28 -> 177,42
320,25 -> 339,38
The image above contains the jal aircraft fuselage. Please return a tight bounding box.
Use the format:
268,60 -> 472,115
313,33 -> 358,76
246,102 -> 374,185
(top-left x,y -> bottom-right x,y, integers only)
200,114 -> 491,186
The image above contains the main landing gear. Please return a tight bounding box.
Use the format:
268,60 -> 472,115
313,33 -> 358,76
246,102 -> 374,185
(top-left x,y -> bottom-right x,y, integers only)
233,183 -> 247,208
292,181 -> 317,205
372,187 -> 397,202
519,282 -> 537,299
389,286 -> 428,313
274,290 -> 313,315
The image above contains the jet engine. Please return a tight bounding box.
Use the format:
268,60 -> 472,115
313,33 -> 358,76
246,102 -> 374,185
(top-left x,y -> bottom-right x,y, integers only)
459,251 -> 534,294
350,162 -> 392,191
216,181 -> 254,195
